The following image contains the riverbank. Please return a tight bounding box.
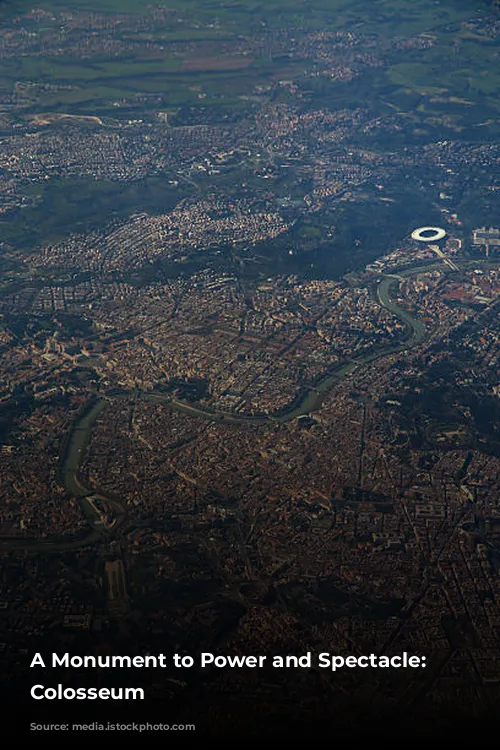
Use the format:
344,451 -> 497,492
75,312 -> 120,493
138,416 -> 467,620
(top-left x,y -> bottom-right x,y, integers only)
3,257 -> 489,552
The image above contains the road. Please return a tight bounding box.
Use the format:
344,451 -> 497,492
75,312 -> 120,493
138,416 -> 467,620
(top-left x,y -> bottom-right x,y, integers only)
2,257 -> 497,552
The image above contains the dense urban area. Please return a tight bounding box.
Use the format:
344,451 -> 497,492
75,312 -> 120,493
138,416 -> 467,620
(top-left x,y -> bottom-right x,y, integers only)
1,0 -> 500,736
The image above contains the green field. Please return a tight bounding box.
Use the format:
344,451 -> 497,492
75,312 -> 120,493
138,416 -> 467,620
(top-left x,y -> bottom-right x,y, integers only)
0,0 -> 496,116
0,0 -> 496,145
1,0 -> 498,261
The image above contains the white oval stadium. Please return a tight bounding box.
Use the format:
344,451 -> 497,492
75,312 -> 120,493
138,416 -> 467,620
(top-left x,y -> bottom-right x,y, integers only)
411,226 -> 447,242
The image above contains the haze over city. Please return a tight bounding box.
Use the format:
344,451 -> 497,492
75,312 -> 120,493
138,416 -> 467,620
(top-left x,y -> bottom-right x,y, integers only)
1,0 -> 500,738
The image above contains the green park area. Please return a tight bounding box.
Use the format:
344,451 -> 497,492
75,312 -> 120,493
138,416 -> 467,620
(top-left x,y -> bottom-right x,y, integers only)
0,0 -> 495,115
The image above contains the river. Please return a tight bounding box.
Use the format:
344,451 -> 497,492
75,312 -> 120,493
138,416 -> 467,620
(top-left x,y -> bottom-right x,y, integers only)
1,258 -> 486,551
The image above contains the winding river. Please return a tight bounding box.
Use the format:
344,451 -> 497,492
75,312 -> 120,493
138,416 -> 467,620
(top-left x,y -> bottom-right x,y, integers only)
0,261 -> 467,551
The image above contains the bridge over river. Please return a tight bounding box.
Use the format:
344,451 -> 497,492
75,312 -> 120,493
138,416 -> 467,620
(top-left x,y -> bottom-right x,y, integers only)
1,258 -> 491,553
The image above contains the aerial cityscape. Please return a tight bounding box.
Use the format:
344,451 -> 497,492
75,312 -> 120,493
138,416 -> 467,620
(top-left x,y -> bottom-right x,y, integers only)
1,0 -> 500,737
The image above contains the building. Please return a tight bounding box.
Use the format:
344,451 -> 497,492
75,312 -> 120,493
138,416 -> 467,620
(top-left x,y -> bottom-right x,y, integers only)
472,227 -> 500,256
411,226 -> 447,243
